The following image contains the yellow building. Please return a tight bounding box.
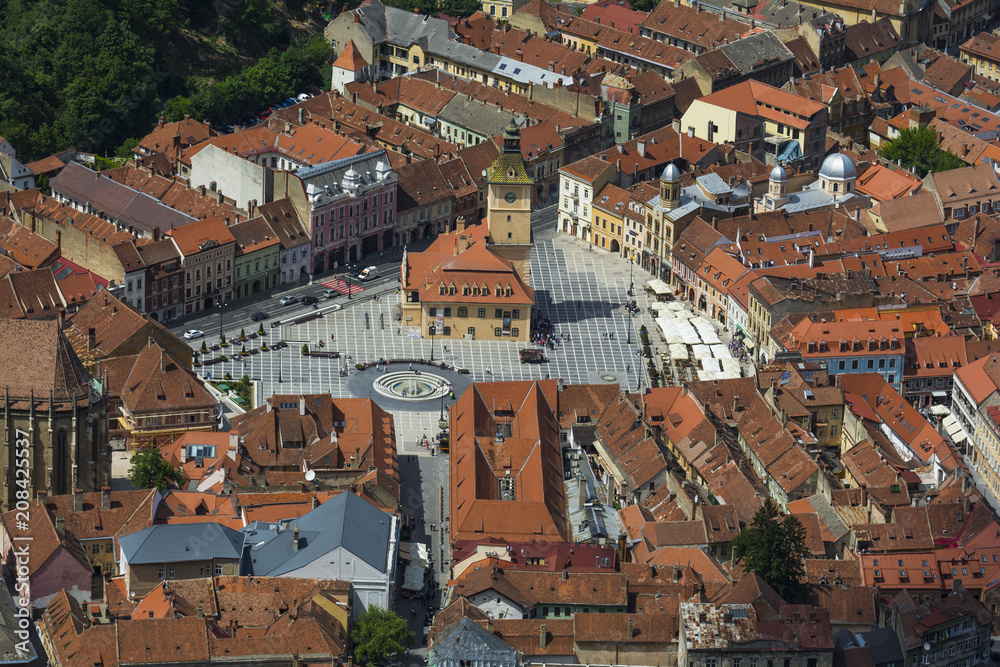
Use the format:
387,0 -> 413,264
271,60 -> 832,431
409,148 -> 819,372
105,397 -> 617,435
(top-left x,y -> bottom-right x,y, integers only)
961,32 -> 1000,83
774,0 -> 928,45
591,183 -> 632,256
483,0 -> 526,20
400,119 -> 535,341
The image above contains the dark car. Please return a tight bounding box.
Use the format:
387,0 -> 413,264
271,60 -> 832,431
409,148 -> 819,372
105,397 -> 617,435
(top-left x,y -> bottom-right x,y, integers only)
300,296 -> 319,305
251,311 -> 269,321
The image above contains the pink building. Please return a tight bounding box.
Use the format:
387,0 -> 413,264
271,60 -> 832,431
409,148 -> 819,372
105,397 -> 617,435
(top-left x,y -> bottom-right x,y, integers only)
300,150 -> 398,272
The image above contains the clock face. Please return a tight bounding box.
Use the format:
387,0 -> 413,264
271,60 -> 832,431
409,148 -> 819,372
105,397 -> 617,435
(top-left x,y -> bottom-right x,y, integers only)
505,192 -> 517,204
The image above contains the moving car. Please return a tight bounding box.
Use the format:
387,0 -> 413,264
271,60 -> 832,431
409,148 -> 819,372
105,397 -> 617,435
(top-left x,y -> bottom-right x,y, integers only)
250,311 -> 269,321
183,329 -> 204,340
279,295 -> 298,306
356,266 -> 379,281
323,288 -> 341,298
519,348 -> 546,364
300,296 -> 319,305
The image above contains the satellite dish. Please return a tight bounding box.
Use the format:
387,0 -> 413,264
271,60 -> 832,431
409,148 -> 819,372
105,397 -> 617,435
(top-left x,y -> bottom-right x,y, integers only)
305,470 -> 316,481
923,643 -> 931,652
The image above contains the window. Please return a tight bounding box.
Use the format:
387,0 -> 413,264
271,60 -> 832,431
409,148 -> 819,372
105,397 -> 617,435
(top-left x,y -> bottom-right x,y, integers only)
852,360 -> 859,369
215,565 -> 223,575
158,568 -> 165,578
511,327 -> 519,337
478,308 -> 486,318
458,307 -> 468,317
468,327 -> 475,336
495,308 -> 503,318
168,568 -> 175,578
495,327 -> 502,336
512,309 -> 520,319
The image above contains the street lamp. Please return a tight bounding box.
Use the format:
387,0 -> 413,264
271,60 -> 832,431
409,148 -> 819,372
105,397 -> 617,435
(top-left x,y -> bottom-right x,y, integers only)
429,327 -> 436,362
218,301 -> 226,342
277,345 -> 283,384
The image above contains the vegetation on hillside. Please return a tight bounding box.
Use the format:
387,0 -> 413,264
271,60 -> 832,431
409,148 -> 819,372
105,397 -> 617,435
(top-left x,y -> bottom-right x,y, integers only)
879,125 -> 968,177
0,0 -> 329,162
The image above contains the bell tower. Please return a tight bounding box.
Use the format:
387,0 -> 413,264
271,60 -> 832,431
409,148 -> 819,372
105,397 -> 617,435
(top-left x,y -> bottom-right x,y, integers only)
486,117 -> 534,284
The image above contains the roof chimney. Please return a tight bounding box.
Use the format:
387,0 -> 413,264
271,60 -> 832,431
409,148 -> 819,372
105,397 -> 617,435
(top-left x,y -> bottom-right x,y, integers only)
88,328 -> 97,352
627,616 -> 634,638
73,488 -> 83,513
539,623 -> 548,649
293,526 -> 300,550
160,348 -> 166,374
298,107 -> 304,125
299,396 -> 306,416
101,486 -> 111,511
561,568 -> 568,580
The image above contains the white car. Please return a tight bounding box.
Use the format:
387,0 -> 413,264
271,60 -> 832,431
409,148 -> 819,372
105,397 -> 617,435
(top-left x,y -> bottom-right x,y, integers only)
183,329 -> 204,340
357,266 -> 379,281
279,295 -> 298,306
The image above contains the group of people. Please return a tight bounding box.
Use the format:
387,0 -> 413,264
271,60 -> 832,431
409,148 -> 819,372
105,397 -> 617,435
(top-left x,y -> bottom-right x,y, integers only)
729,336 -> 751,364
530,311 -> 560,349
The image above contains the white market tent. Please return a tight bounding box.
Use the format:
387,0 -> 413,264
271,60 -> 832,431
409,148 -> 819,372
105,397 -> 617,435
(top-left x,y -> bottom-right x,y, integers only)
402,564 -> 425,594
712,345 -> 732,359
669,343 -> 688,360
692,344 -> 712,360
721,358 -> 742,376
647,279 -> 671,295
667,302 -> 685,311
410,543 -> 429,569
701,357 -> 722,373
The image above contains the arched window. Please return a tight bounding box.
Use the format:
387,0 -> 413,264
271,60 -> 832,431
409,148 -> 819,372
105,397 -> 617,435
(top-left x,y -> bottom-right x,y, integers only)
458,307 -> 468,317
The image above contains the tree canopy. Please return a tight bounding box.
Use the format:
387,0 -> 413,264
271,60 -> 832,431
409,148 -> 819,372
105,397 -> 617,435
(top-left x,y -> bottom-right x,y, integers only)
0,0 -> 327,162
730,498 -> 809,602
879,125 -> 967,177
128,449 -> 185,491
351,606 -> 414,664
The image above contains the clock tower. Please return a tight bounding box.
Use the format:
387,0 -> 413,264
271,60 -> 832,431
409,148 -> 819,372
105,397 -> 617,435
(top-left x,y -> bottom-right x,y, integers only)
486,117 -> 534,284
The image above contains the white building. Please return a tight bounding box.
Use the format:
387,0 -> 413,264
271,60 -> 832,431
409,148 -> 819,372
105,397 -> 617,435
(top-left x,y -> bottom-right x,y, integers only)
243,490 -> 399,617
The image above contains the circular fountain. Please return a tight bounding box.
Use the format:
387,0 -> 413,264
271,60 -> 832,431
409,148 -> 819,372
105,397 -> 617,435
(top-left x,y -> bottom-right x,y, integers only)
373,371 -> 452,401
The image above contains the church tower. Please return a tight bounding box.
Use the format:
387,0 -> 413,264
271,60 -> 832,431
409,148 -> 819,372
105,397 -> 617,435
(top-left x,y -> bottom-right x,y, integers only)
486,118 -> 534,284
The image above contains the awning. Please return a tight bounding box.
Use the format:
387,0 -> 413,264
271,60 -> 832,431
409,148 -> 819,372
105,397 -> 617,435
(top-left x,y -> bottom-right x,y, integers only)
931,390 -> 948,397
743,338 -> 755,349
943,414 -> 970,444
929,404 -> 951,416
647,278 -> 670,295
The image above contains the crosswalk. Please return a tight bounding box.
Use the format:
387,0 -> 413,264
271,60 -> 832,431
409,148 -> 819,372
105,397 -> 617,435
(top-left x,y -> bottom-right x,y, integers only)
320,277 -> 365,295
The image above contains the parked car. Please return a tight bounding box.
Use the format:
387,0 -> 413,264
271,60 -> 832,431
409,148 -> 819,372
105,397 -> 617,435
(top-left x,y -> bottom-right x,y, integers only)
279,295 -> 298,306
250,311 -> 269,321
183,329 -> 204,340
297,93 -> 311,102
301,296 -> 319,305
323,288 -> 341,298
356,266 -> 379,281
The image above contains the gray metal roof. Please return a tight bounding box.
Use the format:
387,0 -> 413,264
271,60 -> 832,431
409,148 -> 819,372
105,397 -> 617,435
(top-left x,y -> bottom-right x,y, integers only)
695,173 -> 732,196
429,618 -> 518,667
438,97 -> 515,138
242,491 -> 393,576
118,523 -> 246,565
718,31 -> 793,75
299,151 -> 394,204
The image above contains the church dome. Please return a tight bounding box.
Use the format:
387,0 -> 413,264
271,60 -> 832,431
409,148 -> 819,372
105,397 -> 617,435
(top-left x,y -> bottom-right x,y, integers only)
819,153 -> 857,181
769,165 -> 787,182
661,163 -> 681,183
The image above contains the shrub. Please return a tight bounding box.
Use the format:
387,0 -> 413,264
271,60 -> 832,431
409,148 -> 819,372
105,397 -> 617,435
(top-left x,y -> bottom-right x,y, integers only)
302,344 -> 309,355
356,363 -> 366,370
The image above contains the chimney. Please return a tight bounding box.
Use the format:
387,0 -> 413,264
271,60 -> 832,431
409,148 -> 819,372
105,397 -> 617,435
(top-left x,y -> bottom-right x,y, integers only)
561,568 -> 568,581
73,489 -> 83,512
36,490 -> 46,506
293,526 -> 300,550
101,486 -> 111,511
687,126 -> 695,138
637,140 -> 646,158
353,11 -> 359,22
539,623 -> 548,649
160,348 -> 166,374
627,616 -> 634,638
298,107 -> 304,125
88,328 -> 97,352
299,396 -> 306,416
57,309 -> 65,330
55,516 -> 65,533
152,225 -> 160,242
487,618 -> 494,633
197,605 -> 204,618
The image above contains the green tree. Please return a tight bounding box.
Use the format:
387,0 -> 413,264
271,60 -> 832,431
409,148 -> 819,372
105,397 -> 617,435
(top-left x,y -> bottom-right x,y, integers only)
730,498 -> 809,601
441,0 -> 480,16
351,606 -> 414,664
128,449 -> 185,491
880,125 -> 967,177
